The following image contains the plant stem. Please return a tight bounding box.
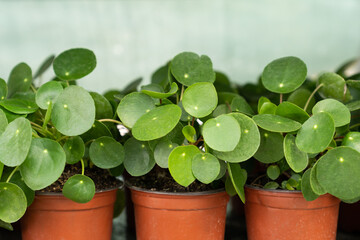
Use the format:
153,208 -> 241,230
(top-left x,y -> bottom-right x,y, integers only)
30,84 -> 37,93
349,123 -> 360,130
6,166 -> 19,183
98,119 -> 122,125
56,135 -> 69,143
250,174 -> 266,185
280,94 -> 283,104
304,83 -> 324,112
80,159 -> 85,175
32,132 -> 40,138
85,139 -> 95,146
191,117 -> 195,126
179,85 -> 184,102
225,102 -> 232,112
66,81 -> 70,87
0,163 -> 3,180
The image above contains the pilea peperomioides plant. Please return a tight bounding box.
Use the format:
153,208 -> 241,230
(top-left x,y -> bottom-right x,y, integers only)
250,56 -> 360,203
117,52 -> 259,200
0,48 -> 124,230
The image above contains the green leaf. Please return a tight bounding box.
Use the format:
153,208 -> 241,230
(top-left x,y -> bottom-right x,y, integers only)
261,56 -> 307,93
318,73 -> 352,102
203,114 -> 240,152
90,92 -> 113,119
142,82 -> 178,99
51,86 -> 95,136
124,138 -> 155,176
80,120 -> 112,143
310,161 -> 327,195
317,146 -> 360,199
257,96 -> 271,113
192,153 -> 220,184
0,117 -> 32,167
295,112 -> 335,153
346,79 -> 360,89
33,55 -> 55,79
0,109 -> 8,134
254,129 -> 284,163
227,163 -> 247,203
287,88 -> 315,112
62,174 -> 95,203
0,182 -> 27,223
301,169 -> 319,201
284,134 -> 308,173
264,182 -> 279,189
116,92 -> 155,128
212,104 -> 231,117
63,136 -> 85,164
182,82 -> 218,118
225,177 -> 237,196
121,78 -> 142,95
89,136 -> 124,169
19,138 -> 66,190
35,81 -> 63,110
0,78 -> 7,100
168,145 -> 199,187
275,101 -> 309,124
182,125 -> 197,143
212,113 -> 260,162
170,52 -> 215,86
132,104 -> 181,141
253,114 -> 302,133
312,99 -> 350,127
258,102 -> 277,115
151,64 -> 169,88
7,63 -> 32,97
0,220 -> 13,231
230,96 -> 254,115
214,71 -> 233,93
0,106 -> 26,123
153,139 -> 178,168
216,160 -> 227,180
9,171 -> 35,206
0,99 -> 38,114
53,48 -> 96,81
346,100 -> 360,111
342,132 -> 360,152
266,165 -> 280,180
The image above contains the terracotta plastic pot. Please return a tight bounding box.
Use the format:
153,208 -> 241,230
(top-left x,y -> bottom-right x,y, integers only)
21,188 -> 117,240
129,186 -> 230,240
244,185 -> 340,240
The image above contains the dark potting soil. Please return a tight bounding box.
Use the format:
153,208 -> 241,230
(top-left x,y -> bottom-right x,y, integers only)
127,166 -> 224,192
39,163 -> 122,193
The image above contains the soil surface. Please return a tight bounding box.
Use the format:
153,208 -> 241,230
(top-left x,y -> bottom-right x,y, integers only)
127,166 -> 224,192
39,163 -> 122,193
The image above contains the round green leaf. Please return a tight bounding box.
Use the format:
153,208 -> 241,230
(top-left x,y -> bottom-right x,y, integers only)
267,165 -> 280,180
154,139 -> 178,168
142,82 -> 178,99
258,96 -> 271,113
178,101 -> 192,122
230,96 -> 254,115
301,169 -> 319,201
259,102 -> 277,115
9,171 -> 35,206
151,64 -> 169,88
227,163 -> 247,203
89,92 -> 113,119
182,125 -> 197,143
284,134 -> 308,173
170,52 -> 215,86
116,92 -> 156,128
182,82 -> 218,118
62,174 -> 95,203
295,112 -> 335,153
7,62 -> 32,97
264,182 -> 279,190
275,101 -> 309,124
287,88 -> 315,112
0,99 -> 38,114
0,182 -> 27,223
80,120 -> 112,143
310,162 -> 327,195
213,113 -> 260,162
0,106 -> 26,123
19,138 -> 66,190
216,160 -> 227,180
312,99 -> 350,127
203,114 -> 240,152
168,145 -> 199,187
53,48 -> 96,81
254,129 -> 284,163
132,104 -> 181,141
212,104 -> 231,117
342,132 -> 360,152
51,86 -> 95,136
0,109 -> 8,134
261,56 -> 307,93
89,136 -> 124,169
192,153 -> 220,184
124,137 -> 155,176
317,147 -> 360,199
0,78 -> 7,100
35,81 -> 63,110
346,100 -> 360,111
0,117 -> 32,167
318,72 -> 352,102
253,114 -> 301,133
63,136 -> 85,164
163,122 -> 185,145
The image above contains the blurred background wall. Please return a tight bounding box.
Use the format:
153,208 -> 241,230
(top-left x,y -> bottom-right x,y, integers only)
0,0 -> 359,93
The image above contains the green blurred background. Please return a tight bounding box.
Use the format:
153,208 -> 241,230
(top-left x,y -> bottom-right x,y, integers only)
0,0 -> 359,93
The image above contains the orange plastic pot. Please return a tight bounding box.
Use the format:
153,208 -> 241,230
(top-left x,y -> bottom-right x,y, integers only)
21,189 -> 117,240
244,185 -> 340,240
129,186 -> 230,240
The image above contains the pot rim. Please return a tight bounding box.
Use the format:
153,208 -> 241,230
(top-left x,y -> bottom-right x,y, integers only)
126,181 -> 226,196
245,184 -> 302,194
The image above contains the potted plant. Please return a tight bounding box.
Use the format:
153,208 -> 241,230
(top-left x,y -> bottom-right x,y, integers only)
115,52 -> 260,239
0,48 -> 124,240
244,56 -> 360,240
